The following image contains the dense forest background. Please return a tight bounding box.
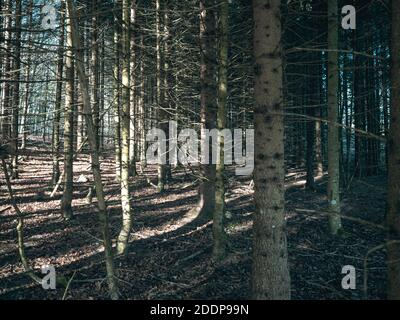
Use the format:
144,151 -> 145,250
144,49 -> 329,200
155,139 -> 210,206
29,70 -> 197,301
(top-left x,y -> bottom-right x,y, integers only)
0,0 -> 399,300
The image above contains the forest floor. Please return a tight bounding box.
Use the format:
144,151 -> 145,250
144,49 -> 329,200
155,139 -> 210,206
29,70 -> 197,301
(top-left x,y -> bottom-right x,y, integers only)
0,140 -> 388,300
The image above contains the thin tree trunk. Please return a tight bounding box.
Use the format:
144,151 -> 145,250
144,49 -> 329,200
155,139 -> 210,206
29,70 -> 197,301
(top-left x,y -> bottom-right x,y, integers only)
327,0 -> 342,235
197,0 -> 216,220
76,86 -> 84,149
91,0 -> 100,150
129,0 -> 137,176
353,21 -> 365,178
305,64 -> 315,190
0,0 -> 2,114
315,54 -> 324,176
382,70 -> 389,167
117,0 -> 133,256
76,17 -> 86,150
163,0 -> 172,181
10,0 -> 21,179
52,5 -> 65,186
156,0 -> 167,192
61,3 -> 75,221
20,0 -> 33,151
213,0 -> 228,261
100,35 -> 105,151
41,74 -> 49,143
387,0 -> 400,300
138,34 -> 146,170
113,1 -> 122,180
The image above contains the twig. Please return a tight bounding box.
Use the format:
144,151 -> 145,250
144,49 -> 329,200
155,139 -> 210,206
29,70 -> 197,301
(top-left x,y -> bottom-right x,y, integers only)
0,206 -> 11,214
282,112 -> 386,142
62,271 -> 77,300
174,246 -> 211,266
294,208 -> 385,230
146,177 -> 158,189
288,47 -> 386,61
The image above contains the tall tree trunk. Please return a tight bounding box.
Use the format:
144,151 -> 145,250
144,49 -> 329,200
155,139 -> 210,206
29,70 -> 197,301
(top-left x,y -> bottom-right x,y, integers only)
156,0 -> 167,192
113,1 -> 122,180
65,0 -> 119,300
305,64 -> 315,190
100,34 -> 105,151
76,86 -> 84,149
251,0 -> 290,300
21,0 -> 33,151
52,11 -> 65,186
213,0 -> 228,261
163,0 -> 172,181
129,0 -> 137,176
197,0 -> 216,220
10,0 -> 21,179
353,15 -> 365,178
91,0 -> 100,150
387,0 -> 400,300
75,19 -> 85,150
327,0 -> 342,235
382,69 -> 389,167
365,51 -> 378,177
117,0 -> 132,256
61,2 -> 75,221
315,55 -> 324,176
0,0 -> 2,107
138,34 -> 146,169
41,74 -> 49,143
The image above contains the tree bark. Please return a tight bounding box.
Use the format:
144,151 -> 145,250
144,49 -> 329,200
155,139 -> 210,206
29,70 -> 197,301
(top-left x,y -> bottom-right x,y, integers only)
156,0 -> 167,192
213,0 -> 228,261
61,4 -> 75,221
387,0 -> 400,300
52,6 -> 65,186
251,0 -> 291,300
138,34 -> 146,170
113,0 -> 122,180
117,0 -> 133,256
90,0 -> 100,150
197,0 -> 216,220
305,64 -> 316,190
327,0 -> 342,235
315,54 -> 324,176
129,0 -> 137,176
20,0 -> 33,151
10,0 -> 21,179
163,0 -> 172,182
